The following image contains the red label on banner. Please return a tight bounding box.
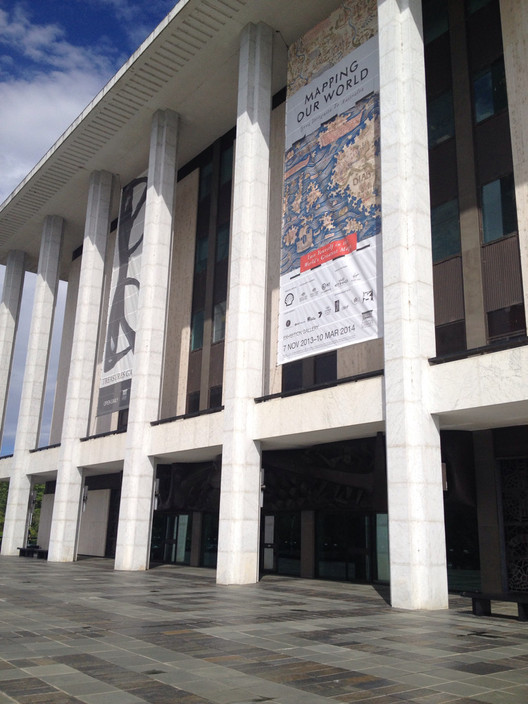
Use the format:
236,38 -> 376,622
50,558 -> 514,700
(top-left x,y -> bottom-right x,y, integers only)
300,233 -> 357,272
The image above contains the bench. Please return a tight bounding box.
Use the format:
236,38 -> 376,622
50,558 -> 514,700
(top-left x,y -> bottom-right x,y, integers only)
17,546 -> 48,559
461,591 -> 528,621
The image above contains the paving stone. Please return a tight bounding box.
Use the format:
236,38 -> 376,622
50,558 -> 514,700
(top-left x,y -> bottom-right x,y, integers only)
1,558 -> 528,704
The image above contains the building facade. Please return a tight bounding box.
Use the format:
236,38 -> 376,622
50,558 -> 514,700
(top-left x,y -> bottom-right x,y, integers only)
1,0 -> 528,610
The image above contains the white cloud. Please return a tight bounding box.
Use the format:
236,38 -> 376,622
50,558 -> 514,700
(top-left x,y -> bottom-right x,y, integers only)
0,69 -> 111,204
0,7 -> 120,76
0,6 -> 120,204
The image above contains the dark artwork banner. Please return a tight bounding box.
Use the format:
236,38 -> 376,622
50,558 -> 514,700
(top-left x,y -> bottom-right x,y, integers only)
97,177 -> 147,416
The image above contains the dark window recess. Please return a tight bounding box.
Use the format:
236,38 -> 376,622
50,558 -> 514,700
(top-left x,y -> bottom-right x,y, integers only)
487,304 -> 526,341
194,236 -> 209,274
428,139 -> 458,205
481,174 -> 518,243
314,352 -> 337,385
187,391 -> 200,414
427,90 -> 455,148
423,0 -> 449,44
212,301 -> 226,344
216,224 -> 229,262
467,0 -> 493,14
187,130 -> 234,411
117,408 -> 128,432
431,199 -> 461,262
282,361 -> 303,392
425,0 -> 522,354
435,320 -> 467,356
220,144 -> 233,186
209,385 -> 223,409
473,57 -> 507,123
191,310 -> 204,351
467,0 -> 503,72
282,352 -> 337,393
199,161 -> 213,201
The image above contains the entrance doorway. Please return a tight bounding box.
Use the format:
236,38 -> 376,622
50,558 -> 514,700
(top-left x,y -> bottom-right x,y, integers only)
317,511 -> 369,581
261,509 -> 389,583
150,513 -> 192,565
262,512 -> 301,576
261,437 -> 388,584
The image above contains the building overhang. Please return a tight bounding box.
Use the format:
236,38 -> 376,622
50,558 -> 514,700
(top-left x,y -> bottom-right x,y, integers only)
0,0 -> 344,278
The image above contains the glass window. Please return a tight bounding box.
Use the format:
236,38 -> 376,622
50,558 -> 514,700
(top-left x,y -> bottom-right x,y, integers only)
282,360 -> 303,392
427,90 -> 455,148
375,514 -> 390,583
191,310 -> 204,351
199,161 -> 213,200
216,224 -> 229,262
435,320 -> 467,356
467,0 -> 492,14
194,236 -> 208,274
423,0 -> 449,44
481,174 -> 517,243
431,199 -> 461,262
473,58 -> 507,123
220,144 -> 233,185
187,391 -> 200,414
487,304 -> 526,340
212,301 -> 226,343
314,352 -> 337,385
209,385 -> 223,409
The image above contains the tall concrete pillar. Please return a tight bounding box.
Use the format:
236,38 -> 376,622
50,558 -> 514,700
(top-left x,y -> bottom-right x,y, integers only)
1,216 -> 63,555
378,0 -> 448,609
0,250 -> 26,442
48,171 -> 115,562
216,22 -> 273,585
114,109 -> 179,571
500,0 -> 528,315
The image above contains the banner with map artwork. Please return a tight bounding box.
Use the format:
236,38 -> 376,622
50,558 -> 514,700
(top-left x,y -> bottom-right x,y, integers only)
278,0 -> 382,365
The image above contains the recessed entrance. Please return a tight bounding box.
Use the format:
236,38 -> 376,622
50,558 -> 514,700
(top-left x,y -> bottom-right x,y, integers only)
261,436 -> 389,584
150,462 -> 220,568
151,513 -> 192,565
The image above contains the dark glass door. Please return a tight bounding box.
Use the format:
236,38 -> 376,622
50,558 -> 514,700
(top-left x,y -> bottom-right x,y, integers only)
261,512 -> 301,576
150,513 -> 192,565
201,512 -> 219,568
316,512 -> 370,582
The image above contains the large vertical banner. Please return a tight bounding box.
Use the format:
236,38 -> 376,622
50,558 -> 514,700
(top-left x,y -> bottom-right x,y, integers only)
97,177 -> 147,416
279,0 -> 381,364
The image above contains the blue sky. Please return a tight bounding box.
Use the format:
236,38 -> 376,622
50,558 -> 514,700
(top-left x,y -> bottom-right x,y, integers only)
0,0 -> 178,454
1,0 -> 178,204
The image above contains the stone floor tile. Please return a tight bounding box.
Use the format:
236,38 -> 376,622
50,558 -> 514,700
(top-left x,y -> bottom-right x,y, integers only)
1,558 -> 528,704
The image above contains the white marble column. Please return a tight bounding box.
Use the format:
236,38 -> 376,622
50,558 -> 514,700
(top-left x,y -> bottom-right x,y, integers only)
1,216 -> 63,555
48,171 -> 115,562
500,0 -> 528,315
114,109 -> 179,571
378,0 -> 448,609
0,250 -> 26,442
216,22 -> 273,585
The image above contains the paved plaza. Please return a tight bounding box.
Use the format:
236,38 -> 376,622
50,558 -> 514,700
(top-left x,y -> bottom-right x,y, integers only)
0,557 -> 527,704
